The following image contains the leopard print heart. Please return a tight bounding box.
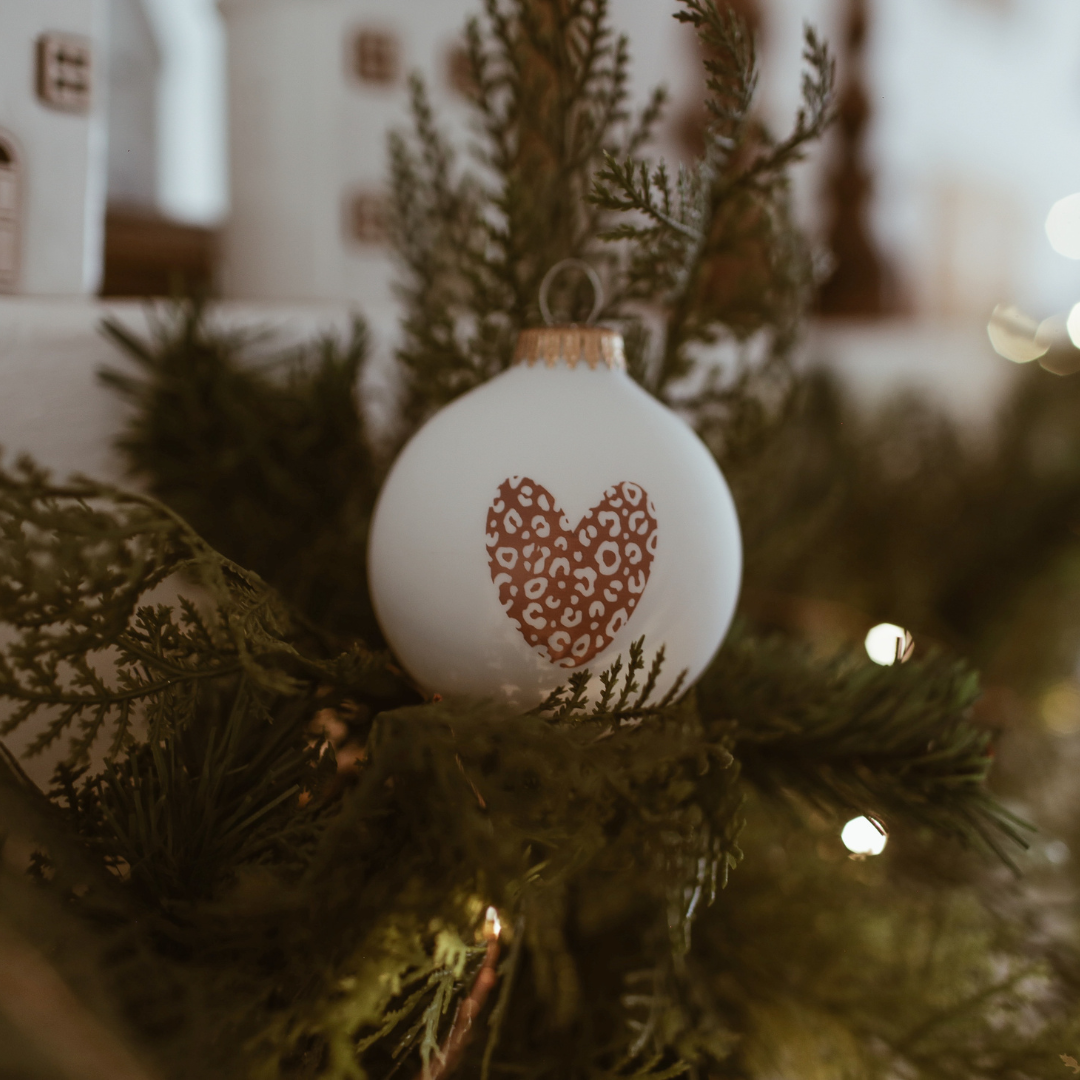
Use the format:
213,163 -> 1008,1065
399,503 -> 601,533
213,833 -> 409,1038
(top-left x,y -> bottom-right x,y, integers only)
485,476 -> 658,668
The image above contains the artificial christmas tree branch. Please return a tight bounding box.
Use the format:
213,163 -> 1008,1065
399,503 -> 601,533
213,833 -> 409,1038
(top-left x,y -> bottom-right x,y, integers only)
0,458 -> 403,766
101,303 -> 384,645
592,1 -> 832,412
701,627 -> 1031,863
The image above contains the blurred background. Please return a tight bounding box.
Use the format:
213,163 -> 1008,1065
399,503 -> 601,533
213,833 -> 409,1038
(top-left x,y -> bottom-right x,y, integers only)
4,0 -> 1080,472
82,0 -> 1080,417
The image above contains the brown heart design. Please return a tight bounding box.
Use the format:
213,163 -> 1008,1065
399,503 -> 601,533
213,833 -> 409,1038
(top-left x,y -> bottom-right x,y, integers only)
485,476 -> 658,668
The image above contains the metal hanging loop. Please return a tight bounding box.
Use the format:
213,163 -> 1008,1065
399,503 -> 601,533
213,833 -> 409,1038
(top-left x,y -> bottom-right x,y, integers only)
538,258 -> 604,326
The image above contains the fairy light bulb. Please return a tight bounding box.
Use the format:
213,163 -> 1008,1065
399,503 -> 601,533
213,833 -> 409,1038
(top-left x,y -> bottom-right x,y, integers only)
1046,193 -> 1080,259
986,304 -> 1048,363
841,816 -> 887,856
864,623 -> 913,666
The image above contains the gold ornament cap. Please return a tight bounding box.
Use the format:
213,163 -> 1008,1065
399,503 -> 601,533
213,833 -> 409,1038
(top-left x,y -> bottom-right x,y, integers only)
513,258 -> 625,371
513,325 -> 626,371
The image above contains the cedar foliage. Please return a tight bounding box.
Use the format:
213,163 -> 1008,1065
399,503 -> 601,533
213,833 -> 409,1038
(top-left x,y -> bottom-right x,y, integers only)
99,310 -> 383,644
0,2 -> 1079,1078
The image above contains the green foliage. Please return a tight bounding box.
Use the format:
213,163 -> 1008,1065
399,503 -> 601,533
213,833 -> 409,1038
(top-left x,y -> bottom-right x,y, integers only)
0,488 -> 1031,1077
100,302 -> 383,643
389,0 -> 829,456
692,803 -> 1080,1080
592,4 -> 831,395
0,459 -> 409,914
731,365 -> 1080,692
0,457 -> 1036,1077
389,0 -> 661,428
0,458 -> 406,763
705,628 -> 1029,863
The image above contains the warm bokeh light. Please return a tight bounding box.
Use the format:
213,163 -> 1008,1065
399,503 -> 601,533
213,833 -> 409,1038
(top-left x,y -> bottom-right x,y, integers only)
1040,679 -> 1080,735
1036,313 -> 1067,351
841,816 -> 888,856
1066,303 -> 1080,350
987,304 -> 1049,363
1046,193 -> 1080,259
484,905 -> 502,939
865,623 -> 913,666
1045,840 -> 1070,865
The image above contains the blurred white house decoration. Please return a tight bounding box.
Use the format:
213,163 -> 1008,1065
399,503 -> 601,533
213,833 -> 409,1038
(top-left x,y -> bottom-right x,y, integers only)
3,0 -> 1080,455
0,1 -> 107,296
214,0 -> 733,332
217,0 -> 492,340
105,0 -> 161,215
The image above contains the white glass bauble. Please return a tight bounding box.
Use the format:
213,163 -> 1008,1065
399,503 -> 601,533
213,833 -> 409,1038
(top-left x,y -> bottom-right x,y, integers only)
368,326 -> 742,707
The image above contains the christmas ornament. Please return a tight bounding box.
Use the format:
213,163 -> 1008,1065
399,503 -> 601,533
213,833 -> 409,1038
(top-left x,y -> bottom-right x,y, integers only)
368,261 -> 742,706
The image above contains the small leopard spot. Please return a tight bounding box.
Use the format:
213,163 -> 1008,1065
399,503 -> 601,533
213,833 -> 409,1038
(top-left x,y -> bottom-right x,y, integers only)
510,586 -> 518,596
531,635 -> 537,641
590,622 -> 598,630
558,581 -> 566,588
522,531 -> 530,539
628,599 -> 635,607
574,552 -> 583,562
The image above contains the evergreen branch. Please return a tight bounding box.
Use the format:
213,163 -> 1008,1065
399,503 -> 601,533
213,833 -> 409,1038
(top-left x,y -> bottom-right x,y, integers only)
698,626 -> 1030,862
593,654 -> 621,715
613,638 -> 646,713
100,300 -> 386,644
655,670 -> 688,710
0,459 -> 405,765
592,157 -> 702,241
355,969 -> 442,1055
418,928 -> 501,1080
634,646 -> 666,709
416,968 -> 457,1078
532,639 -> 681,725
587,2 -> 834,429
390,0 -> 669,426
80,679 -> 332,901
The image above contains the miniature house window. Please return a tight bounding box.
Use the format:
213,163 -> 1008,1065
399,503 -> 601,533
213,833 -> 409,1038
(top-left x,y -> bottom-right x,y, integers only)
36,33 -> 93,113
445,44 -> 476,99
352,29 -> 400,86
346,191 -> 390,246
0,136 -> 20,293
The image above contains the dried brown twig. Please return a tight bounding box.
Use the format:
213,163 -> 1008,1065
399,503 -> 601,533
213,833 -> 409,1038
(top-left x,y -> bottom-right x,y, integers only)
418,909 -> 502,1080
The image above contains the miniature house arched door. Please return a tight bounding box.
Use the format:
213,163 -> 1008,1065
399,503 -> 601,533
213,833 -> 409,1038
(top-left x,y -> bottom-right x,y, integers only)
0,134 -> 20,293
